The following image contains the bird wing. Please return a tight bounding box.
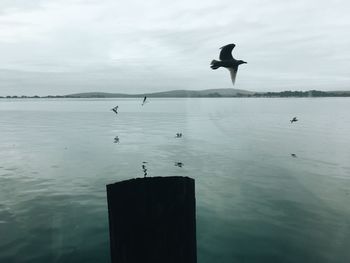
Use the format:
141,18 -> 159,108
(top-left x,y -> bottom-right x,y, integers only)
228,66 -> 238,86
219,44 -> 235,60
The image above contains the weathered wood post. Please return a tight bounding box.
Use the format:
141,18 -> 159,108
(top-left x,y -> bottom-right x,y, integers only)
106,176 -> 196,263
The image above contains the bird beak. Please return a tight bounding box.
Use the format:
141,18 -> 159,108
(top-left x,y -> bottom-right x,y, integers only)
243,61 -> 247,64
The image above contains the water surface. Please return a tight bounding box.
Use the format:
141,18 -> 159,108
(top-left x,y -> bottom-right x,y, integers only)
0,98 -> 349,263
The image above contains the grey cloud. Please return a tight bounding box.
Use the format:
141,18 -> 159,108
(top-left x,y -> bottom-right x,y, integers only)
0,0 -> 350,95
0,0 -> 47,13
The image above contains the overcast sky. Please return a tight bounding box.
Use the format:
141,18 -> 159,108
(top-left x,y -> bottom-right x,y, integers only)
0,0 -> 349,95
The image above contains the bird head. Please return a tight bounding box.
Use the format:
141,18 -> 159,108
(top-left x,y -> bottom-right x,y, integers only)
220,43 -> 235,49
238,60 -> 247,65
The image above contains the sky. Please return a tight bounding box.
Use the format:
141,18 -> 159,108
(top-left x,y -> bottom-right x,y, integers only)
0,0 -> 349,95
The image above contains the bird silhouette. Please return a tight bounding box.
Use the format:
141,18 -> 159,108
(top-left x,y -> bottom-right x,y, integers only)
111,106 -> 119,114
175,133 -> 183,138
175,162 -> 184,168
290,117 -> 298,123
210,43 -> 247,86
142,163 -> 148,177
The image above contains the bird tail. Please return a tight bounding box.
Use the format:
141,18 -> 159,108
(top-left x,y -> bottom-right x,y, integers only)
210,60 -> 221,70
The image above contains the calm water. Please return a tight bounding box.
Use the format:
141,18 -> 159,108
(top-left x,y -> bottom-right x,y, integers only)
0,98 -> 350,263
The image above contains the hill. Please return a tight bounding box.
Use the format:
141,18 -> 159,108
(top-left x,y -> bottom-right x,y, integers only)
2,89 -> 350,98
66,89 -> 254,98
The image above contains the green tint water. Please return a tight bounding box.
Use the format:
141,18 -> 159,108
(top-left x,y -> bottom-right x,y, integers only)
0,98 -> 349,262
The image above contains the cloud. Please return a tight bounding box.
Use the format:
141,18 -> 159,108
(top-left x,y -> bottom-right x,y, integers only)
0,0 -> 349,95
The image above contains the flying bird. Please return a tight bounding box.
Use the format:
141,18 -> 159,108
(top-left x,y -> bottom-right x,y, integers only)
142,163 -> 148,177
175,162 -> 184,168
175,133 -> 183,138
290,117 -> 298,123
111,106 -> 119,115
210,43 -> 247,86
142,96 -> 147,106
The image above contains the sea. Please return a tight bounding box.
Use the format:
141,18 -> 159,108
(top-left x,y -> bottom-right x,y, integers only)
0,98 -> 349,263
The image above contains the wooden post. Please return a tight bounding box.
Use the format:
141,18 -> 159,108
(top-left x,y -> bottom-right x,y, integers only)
106,176 -> 196,263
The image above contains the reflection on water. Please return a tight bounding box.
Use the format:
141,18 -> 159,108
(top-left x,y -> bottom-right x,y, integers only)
0,98 -> 350,263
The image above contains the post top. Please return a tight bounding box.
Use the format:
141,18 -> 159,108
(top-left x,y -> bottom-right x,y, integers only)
107,176 -> 194,189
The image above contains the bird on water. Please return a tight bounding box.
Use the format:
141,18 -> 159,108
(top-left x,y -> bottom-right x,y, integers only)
210,43 -> 247,86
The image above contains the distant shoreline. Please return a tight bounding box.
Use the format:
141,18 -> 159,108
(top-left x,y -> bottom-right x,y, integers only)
1,89 -> 350,98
